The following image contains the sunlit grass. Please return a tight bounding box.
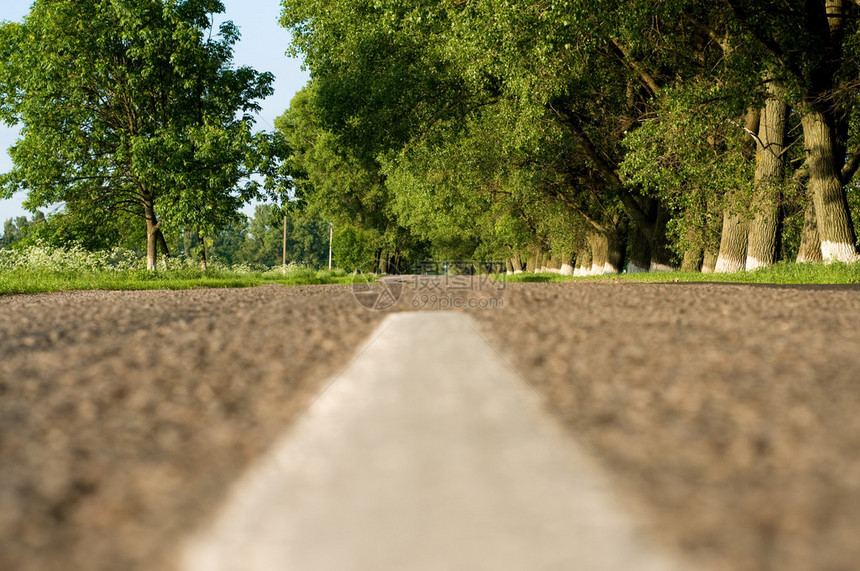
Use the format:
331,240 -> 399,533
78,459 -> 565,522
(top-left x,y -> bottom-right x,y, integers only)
496,261 -> 860,285
4,240 -> 860,295
0,267 -> 353,295
0,243 -> 355,294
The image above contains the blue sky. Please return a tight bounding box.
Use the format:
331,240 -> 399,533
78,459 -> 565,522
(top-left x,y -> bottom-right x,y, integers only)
0,0 -> 310,224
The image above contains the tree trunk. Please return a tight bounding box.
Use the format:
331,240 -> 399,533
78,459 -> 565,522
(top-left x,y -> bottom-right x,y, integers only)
747,97 -> 788,270
373,249 -> 383,274
559,252 -> 574,276
797,194 -> 823,262
801,109 -> 858,262
505,258 -> 514,275
527,250 -> 547,273
606,225 -> 627,275
282,215 -> 288,273
156,230 -> 171,259
701,249 -> 718,273
711,106 -> 759,274
682,248 -> 703,272
198,231 -> 207,271
745,210 -> 781,270
679,215 -> 703,272
145,222 -> 158,270
575,245 -> 592,276
537,251 -> 548,273
648,203 -> 675,271
627,225 -> 651,273
183,229 -> 194,259
587,232 -> 608,275
511,253 -> 524,273
715,210 -> 749,273
144,201 -> 159,271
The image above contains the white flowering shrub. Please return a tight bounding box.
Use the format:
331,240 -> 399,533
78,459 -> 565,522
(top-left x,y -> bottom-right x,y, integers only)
0,242 -> 143,272
262,262 -> 308,277
0,242 -> 331,278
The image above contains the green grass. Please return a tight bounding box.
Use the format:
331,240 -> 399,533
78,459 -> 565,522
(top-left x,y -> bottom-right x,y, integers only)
496,261 -> 860,285
5,259 -> 860,295
0,267 -> 354,295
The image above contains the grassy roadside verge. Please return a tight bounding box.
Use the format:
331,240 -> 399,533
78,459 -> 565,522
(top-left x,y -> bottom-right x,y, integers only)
0,268 -> 354,295
497,261 -> 860,285
5,260 -> 860,295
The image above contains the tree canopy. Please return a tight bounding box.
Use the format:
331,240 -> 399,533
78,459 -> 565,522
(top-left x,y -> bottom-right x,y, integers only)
3,0 -> 860,273
279,0 -> 860,273
0,0 -> 280,268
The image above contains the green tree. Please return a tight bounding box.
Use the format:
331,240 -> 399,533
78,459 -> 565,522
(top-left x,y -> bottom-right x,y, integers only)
279,0 -> 671,272
1,211 -> 44,248
0,0 -> 275,269
280,0 -> 860,272
241,204 -> 329,268
28,208 -> 147,252
207,204 -> 331,269
611,0 -> 860,267
277,85 -> 430,271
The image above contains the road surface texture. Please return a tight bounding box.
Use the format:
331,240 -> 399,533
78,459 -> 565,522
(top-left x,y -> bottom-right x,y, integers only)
470,281 -> 860,571
0,285 -> 386,571
1,279 -> 859,570
183,311 -> 684,571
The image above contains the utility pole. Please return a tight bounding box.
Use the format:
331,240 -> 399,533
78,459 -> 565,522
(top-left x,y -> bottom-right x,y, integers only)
282,214 -> 287,275
328,222 -> 333,270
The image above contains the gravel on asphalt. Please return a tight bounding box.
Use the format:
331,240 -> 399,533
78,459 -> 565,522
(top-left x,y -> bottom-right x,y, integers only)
0,285 -> 384,571
1,279 -> 859,571
469,281 -> 860,571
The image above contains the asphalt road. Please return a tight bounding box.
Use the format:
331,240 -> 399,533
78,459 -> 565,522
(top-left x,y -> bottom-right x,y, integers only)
2,279 -> 859,570
184,311 -> 684,571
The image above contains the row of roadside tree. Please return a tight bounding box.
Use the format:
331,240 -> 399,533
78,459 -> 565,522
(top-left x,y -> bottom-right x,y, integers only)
276,0 -> 860,274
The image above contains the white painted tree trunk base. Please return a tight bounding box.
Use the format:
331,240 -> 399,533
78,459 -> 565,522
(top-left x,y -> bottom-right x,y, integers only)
744,256 -> 769,271
714,256 -> 744,273
626,262 -> 649,274
649,262 -> 674,272
821,241 -> 859,263
560,264 -> 574,276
